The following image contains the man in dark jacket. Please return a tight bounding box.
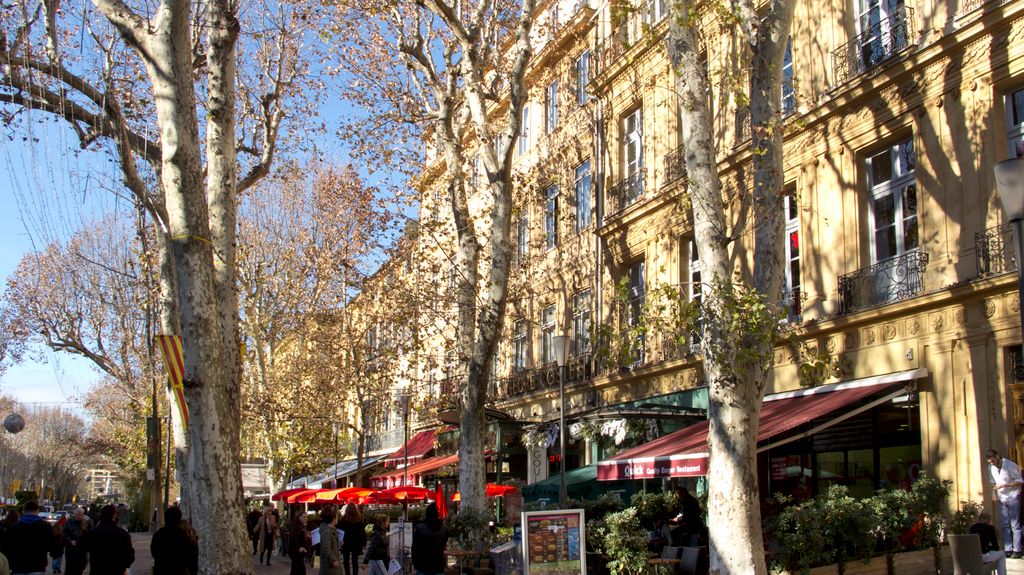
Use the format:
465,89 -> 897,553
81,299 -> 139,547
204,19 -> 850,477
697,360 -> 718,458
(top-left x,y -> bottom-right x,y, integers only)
0,500 -> 58,575
411,503 -> 448,575
80,504 -> 134,575
63,507 -> 94,575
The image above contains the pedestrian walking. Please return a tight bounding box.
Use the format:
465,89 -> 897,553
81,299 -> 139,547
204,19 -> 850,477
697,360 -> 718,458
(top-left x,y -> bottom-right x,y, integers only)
151,506 -> 199,575
247,509 -> 262,555
318,508 -> 342,575
363,515 -> 390,575
80,504 -> 135,575
257,507 -> 279,566
0,500 -> 58,575
63,508 -> 94,575
411,504 -> 448,575
339,505 -> 366,575
987,449 -> 1023,557
288,513 -> 309,575
51,520 -> 64,574
0,511 -> 18,555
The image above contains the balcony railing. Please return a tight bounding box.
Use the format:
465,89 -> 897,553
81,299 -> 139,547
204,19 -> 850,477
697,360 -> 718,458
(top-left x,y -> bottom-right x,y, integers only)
976,224 -> 1016,277
664,145 -> 686,186
955,0 -> 1009,20
831,6 -> 914,86
838,251 -> 928,314
606,172 -> 645,218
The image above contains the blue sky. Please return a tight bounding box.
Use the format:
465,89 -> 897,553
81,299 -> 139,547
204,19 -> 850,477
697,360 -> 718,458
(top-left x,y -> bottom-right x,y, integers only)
0,121 -> 118,411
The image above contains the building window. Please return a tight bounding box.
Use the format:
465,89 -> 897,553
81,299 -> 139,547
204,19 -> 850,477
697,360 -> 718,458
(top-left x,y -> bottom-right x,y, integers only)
541,305 -> 556,364
546,80 -> 559,133
572,290 -> 592,356
626,261 -> 646,364
783,189 -> 802,322
513,319 -> 527,370
856,0 -> 907,70
1006,87 -> 1024,157
545,184 -> 559,250
574,160 -> 592,233
519,105 -> 530,155
781,40 -> 795,116
644,0 -> 667,23
621,107 -> 644,203
574,51 -> 590,105
867,138 -> 917,263
514,211 -> 529,266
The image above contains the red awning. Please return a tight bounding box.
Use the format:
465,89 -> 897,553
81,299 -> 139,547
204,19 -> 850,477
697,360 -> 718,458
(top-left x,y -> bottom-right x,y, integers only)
372,453 -> 460,488
383,429 -> 438,467
596,369 -> 926,481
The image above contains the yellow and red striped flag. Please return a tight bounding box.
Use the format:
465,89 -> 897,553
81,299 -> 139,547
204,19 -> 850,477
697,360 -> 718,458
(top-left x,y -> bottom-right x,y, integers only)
155,335 -> 190,431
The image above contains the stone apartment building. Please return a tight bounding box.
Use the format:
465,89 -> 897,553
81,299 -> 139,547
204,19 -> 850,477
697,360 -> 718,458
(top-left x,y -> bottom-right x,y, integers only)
350,0 -> 1024,511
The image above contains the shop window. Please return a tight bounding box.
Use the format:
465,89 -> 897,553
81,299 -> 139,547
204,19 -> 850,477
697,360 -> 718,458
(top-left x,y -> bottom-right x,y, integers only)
1006,87 -> 1024,157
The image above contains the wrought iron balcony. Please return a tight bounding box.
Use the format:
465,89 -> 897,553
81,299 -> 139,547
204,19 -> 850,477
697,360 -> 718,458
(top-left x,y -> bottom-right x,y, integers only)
831,6 -> 914,86
838,251 -> 929,314
955,0 -> 1009,20
975,224 -> 1016,277
663,145 -> 686,186
606,172 -> 645,218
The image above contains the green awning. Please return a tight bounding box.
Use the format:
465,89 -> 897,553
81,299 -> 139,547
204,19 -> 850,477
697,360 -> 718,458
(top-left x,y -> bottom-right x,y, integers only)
521,465 -> 639,504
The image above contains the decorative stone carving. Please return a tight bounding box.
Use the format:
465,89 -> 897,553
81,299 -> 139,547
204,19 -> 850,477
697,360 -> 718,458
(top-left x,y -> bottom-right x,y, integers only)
907,319 -> 920,335
955,307 -> 966,325
985,299 -> 997,318
931,313 -> 944,332
826,337 -> 837,353
844,332 -> 858,350
1012,293 -> 1020,313
883,324 -> 897,340
864,329 -> 876,345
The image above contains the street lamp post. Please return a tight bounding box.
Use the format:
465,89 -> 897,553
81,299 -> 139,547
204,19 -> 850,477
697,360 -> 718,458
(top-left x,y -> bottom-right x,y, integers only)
994,158 -> 1024,368
399,393 -> 411,487
552,335 -> 571,509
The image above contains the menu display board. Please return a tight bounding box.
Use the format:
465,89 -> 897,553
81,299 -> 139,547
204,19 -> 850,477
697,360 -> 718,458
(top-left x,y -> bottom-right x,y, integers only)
521,509 -> 586,575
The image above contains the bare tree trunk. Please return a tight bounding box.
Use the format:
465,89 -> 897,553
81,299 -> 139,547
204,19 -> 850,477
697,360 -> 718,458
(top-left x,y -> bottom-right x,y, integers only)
666,0 -> 792,571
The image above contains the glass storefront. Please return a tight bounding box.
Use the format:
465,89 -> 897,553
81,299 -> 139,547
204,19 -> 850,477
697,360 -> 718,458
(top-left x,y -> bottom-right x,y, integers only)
767,395 -> 921,499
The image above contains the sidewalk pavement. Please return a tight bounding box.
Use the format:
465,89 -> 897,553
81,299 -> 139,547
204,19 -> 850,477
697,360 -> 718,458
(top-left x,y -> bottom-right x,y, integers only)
38,532 -> 305,574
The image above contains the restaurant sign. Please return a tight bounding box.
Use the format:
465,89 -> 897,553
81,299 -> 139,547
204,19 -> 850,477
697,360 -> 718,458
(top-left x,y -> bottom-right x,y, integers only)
595,454 -> 708,480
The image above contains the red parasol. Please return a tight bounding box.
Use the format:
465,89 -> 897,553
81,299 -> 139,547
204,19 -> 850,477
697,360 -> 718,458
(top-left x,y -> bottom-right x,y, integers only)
452,484 -> 519,501
271,487 -> 312,501
367,485 -> 435,504
435,482 -> 449,519
315,487 -> 379,504
287,488 -> 326,503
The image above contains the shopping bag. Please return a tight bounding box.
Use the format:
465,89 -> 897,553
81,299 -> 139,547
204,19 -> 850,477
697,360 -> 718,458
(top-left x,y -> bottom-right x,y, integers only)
312,555 -> 320,569
388,559 -> 402,575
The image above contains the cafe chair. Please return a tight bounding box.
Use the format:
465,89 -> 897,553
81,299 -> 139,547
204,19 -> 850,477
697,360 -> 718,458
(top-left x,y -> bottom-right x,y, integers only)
949,534 -> 1000,575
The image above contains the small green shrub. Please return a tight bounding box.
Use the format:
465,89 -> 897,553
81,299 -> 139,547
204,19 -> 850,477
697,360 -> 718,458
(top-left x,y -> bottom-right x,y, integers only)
948,500 -> 984,536
448,507 -> 494,550
629,491 -> 677,526
766,486 -> 878,573
596,508 -> 648,575
568,493 -> 625,522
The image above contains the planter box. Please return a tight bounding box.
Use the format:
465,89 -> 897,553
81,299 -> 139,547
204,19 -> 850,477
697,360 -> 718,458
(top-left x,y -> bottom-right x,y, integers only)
775,545 -> 951,575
